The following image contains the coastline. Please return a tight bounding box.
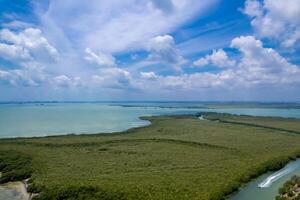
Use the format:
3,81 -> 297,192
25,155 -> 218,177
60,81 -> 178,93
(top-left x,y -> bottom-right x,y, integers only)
1,113 -> 300,199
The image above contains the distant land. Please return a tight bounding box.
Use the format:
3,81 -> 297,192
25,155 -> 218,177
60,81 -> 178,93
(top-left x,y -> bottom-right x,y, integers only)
1,101 -> 300,109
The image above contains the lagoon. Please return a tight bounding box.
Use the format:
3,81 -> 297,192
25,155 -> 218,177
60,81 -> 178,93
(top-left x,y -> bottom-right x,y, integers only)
1,102 -> 300,200
1,102 -> 300,138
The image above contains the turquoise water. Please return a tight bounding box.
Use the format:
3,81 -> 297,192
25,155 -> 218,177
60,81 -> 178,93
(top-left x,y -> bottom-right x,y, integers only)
1,103 -> 300,200
1,103 -> 300,138
0,103 -> 200,138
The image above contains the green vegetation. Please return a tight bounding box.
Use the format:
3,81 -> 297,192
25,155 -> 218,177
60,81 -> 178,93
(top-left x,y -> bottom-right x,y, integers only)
276,175 -> 300,200
0,151 -> 32,183
203,102 -> 300,109
116,102 -> 300,109
201,112 -> 300,134
1,113 -> 300,199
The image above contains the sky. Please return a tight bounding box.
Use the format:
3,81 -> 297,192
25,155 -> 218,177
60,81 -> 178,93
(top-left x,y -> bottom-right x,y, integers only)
0,0 -> 300,101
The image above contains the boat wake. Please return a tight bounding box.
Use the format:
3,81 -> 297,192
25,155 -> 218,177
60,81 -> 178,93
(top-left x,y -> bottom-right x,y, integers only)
258,165 -> 297,188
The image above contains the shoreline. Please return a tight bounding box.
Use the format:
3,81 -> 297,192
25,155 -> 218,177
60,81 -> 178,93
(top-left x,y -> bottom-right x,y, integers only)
1,106 -> 300,140
1,113 -> 300,199
227,158 -> 300,200
2,152 -> 300,200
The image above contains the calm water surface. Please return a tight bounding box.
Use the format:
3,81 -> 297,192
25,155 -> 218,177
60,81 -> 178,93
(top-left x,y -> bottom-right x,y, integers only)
0,103 -> 199,138
1,103 -> 300,138
1,103 -> 300,200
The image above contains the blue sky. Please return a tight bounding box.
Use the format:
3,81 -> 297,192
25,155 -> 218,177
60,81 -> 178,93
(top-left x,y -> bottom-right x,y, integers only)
0,0 -> 300,101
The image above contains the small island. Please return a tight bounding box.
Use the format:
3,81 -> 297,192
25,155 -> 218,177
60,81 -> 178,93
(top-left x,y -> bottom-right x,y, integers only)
276,175 -> 300,200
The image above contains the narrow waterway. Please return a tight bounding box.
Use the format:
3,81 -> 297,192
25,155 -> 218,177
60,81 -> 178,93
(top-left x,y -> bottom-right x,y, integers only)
230,159 -> 300,200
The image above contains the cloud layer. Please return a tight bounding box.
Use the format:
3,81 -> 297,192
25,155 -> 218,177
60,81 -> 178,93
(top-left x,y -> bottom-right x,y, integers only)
0,0 -> 299,101
243,0 -> 300,48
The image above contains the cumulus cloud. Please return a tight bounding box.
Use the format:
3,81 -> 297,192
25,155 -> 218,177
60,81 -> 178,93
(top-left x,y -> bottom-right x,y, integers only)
0,28 -> 59,60
138,70 -> 235,91
0,43 -> 32,62
243,0 -> 263,17
0,69 -> 41,87
0,28 -> 60,87
193,49 -> 236,68
2,1 -> 300,101
139,36 -> 300,91
147,35 -> 186,71
140,71 -> 158,80
243,0 -> 300,48
231,35 -> 300,84
84,48 -> 115,68
53,75 -> 82,87
92,68 -> 132,89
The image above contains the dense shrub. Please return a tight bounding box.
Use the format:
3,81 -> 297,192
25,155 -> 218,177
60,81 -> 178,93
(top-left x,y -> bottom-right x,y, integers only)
276,175 -> 300,200
0,151 -> 32,183
32,185 -> 127,200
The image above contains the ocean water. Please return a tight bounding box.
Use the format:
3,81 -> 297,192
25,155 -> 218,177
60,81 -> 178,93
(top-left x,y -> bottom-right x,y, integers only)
0,102 -> 300,138
0,103 -> 200,138
1,102 -> 300,200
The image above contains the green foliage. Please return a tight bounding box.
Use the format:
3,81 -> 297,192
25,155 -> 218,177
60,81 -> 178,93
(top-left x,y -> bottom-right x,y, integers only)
275,196 -> 289,200
201,112 -> 300,134
277,175 -> 300,199
32,185 -> 126,200
1,113 -> 300,199
0,151 -> 32,183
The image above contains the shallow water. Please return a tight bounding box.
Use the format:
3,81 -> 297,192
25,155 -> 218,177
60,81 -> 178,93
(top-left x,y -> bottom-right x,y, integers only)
0,103 -> 199,138
230,159 -> 300,200
1,103 -> 300,200
0,102 -> 300,138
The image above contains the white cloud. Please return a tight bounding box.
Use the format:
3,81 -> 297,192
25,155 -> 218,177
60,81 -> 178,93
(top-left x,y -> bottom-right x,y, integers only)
92,68 -> 132,89
139,36 -> 300,91
231,35 -> 300,84
0,43 -> 32,61
193,49 -> 236,68
243,0 -> 263,18
231,35 -> 298,74
0,28 -> 60,87
84,48 -> 115,68
0,28 -> 59,60
39,0 -> 218,53
243,0 -> 300,48
0,69 -> 40,87
138,70 -> 235,91
53,75 -> 82,87
140,71 -> 158,80
193,57 -> 209,67
147,35 -> 186,71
